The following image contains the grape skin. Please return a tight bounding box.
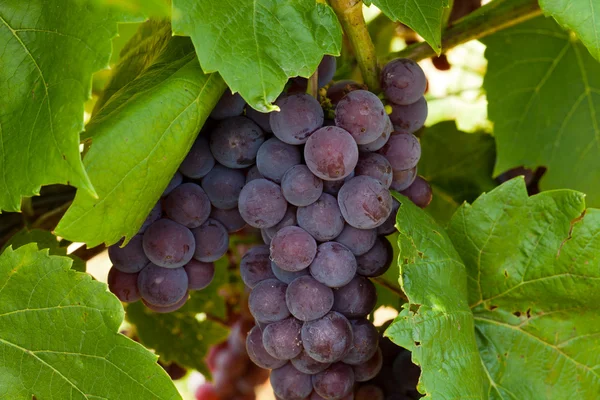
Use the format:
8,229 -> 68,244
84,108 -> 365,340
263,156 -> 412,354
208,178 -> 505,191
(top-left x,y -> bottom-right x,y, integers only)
239,179 -> 288,229
209,207 -> 247,233
270,363 -> 313,400
163,171 -> 183,197
142,292 -> 188,313
209,116 -> 265,169
390,167 -> 417,192
389,96 -> 428,134
400,175 -> 432,208
286,275 -> 334,322
271,93 -> 324,145
270,226 -> 317,272
138,263 -> 188,306
240,245 -> 275,288
142,219 -> 195,268
179,136 -> 215,179
246,165 -> 264,183
378,132 -> 421,172
312,362 -> 355,400
297,193 -> 345,241
356,237 -> 393,277
271,261 -> 310,284
184,259 -> 215,290
355,152 -> 393,188
301,311 -> 353,364
256,138 -> 302,183
335,90 -> 387,144
191,218 -> 229,262
310,242 -> 357,288
246,325 -> 287,370
332,275 -> 377,318
201,164 -> 246,210
262,317 -> 303,360
338,176 -> 393,229
381,58 -> 427,105
291,350 -> 331,374
139,201 -> 162,233
107,267 -> 140,303
353,347 -> 383,382
358,116 -> 392,152
327,80 -> 364,106
264,206 -> 297,239
322,172 -> 354,196
164,183 -> 212,229
317,55 -> 337,87
108,234 -> 149,273
249,279 -> 290,323
281,165 -> 323,207
210,89 -> 246,120
334,225 -> 377,256
377,198 -> 400,236
246,107 -> 272,133
342,318 -> 379,365
355,385 -> 385,400
304,126 -> 359,181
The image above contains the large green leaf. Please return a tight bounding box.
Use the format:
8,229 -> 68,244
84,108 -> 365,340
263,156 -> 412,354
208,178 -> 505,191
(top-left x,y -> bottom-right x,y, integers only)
484,16 -> 600,206
448,179 -> 600,398
171,0 -> 342,112
369,0 -> 449,54
540,0 -> 600,61
0,245 -> 181,400
0,0 -> 139,212
55,29 -> 226,247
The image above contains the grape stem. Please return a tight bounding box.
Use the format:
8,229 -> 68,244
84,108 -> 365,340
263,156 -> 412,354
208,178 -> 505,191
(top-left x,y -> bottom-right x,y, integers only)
329,0 -> 381,92
307,70 -> 319,98
389,0 -> 541,61
372,276 -> 408,301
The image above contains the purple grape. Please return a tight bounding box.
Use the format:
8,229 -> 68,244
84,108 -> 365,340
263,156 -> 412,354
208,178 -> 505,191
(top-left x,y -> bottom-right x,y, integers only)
281,165 -> 323,207
107,267 -> 140,303
322,172 -> 354,196
142,292 -> 188,313
292,350 -> 331,374
389,96 -> 428,134
301,311 -> 353,363
358,117 -> 392,152
270,226 -> 317,272
318,55 -> 337,87
271,93 -> 324,145
238,178 -> 288,228
310,242 -> 357,288
338,176 -> 393,229
138,264 -> 188,306
264,206 -> 297,239
332,276 -> 377,318
249,279 -> 290,323
327,80 -> 364,106
262,318 -> 303,360
335,90 -> 387,144
201,164 -> 246,210
356,237 -> 393,277
142,219 -> 195,268
179,136 -> 215,179
210,207 -> 247,233
286,275 -> 334,321
246,325 -> 287,369
355,152 -> 393,188
246,107 -> 272,133
343,318 -> 379,365
354,347 -> 383,382
184,259 -> 214,290
261,229 -> 272,245
381,58 -> 427,105
296,193 -> 345,241
109,234 -> 149,273
377,198 -> 400,236
355,385 -> 385,400
400,176 -> 432,208
378,132 -> 421,172
271,261 -> 310,284
246,165 -> 264,183
270,363 -> 313,400
390,167 -> 417,192
312,363 -> 355,400
304,126 -> 358,181
164,183 -> 211,228
334,225 -> 377,256
256,138 -> 302,183
392,351 -> 421,392
240,245 -> 275,288
209,116 -> 265,169
210,89 -> 246,120
191,218 -> 229,262
163,171 -> 183,197
139,201 -> 162,233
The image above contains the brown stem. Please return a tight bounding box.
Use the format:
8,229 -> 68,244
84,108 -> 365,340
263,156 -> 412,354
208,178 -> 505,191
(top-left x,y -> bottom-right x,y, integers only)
307,70 -> 319,98
373,276 -> 408,301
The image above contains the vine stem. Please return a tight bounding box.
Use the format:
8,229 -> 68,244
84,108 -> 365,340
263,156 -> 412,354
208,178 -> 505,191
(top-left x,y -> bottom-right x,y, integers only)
329,0 -> 380,91
373,276 -> 408,302
307,71 -> 319,98
390,0 -> 542,61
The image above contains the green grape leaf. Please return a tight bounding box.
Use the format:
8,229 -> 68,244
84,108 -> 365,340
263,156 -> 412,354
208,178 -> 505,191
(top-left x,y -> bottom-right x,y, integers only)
370,0 -> 449,54
385,194 -> 487,398
540,0 -> 600,61
419,121 -> 497,224
126,301 -> 229,377
0,0 -> 141,212
0,245 -> 181,400
171,0 -> 342,112
1,229 -> 85,272
484,16 -> 600,206
55,29 -> 226,247
448,178 -> 600,398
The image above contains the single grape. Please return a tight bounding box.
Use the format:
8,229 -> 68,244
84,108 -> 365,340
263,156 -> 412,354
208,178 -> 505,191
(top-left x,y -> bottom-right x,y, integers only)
327,80 -> 365,105
400,176 -> 432,208
358,117 -> 392,152
246,165 -> 264,183
378,132 -> 421,172
163,171 -> 183,197
286,275 -> 334,321
246,107 -> 272,132
304,126 -> 359,181
164,183 -> 211,228
264,206 -> 297,239
191,218 -> 229,262
356,237 -> 393,277
249,279 -> 290,323
195,383 -> 220,400
108,234 -> 149,273
210,89 -> 246,120
138,263 -> 188,306
332,275 -> 377,318
201,164 -> 246,210
355,385 -> 385,400
261,229 -> 272,245
270,363 -> 313,400
262,317 -> 303,360
142,219 -> 195,268
381,58 -> 427,105
342,318 -> 379,365
310,242 -> 357,288
322,172 -> 354,196
184,259 -> 215,290
317,55 -> 337,87
271,93 -> 324,145
142,293 -> 188,313
238,179 -> 288,229
107,267 -> 140,303
296,193 -> 345,241
334,225 -> 377,256
354,347 -> 383,382
240,245 -> 275,288
210,207 -> 247,233
291,350 -> 331,374
209,116 -> 265,169
390,167 -> 417,192
256,138 -> 302,183
335,90 -> 387,144
179,136 -> 215,179
355,152 -> 393,188
270,226 -> 317,272
338,176 -> 393,229
301,311 -> 353,363
312,363 -> 355,400
271,261 -> 310,284
246,326 -> 287,369
139,201 -> 162,233
281,165 -> 323,207
389,97 -> 428,134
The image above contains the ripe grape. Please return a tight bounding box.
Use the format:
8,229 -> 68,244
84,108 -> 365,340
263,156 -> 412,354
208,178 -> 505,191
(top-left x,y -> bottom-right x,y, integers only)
317,55 -> 337,87
297,193 -> 345,241
139,201 -> 162,233
334,225 -> 377,256
332,276 -> 377,318
179,136 -> 215,179
270,226 -> 317,272
392,351 -> 421,393
301,311 -> 353,363
271,93 -> 324,145
262,317 -> 303,360
335,90 -> 387,144
164,183 -> 211,228
342,318 -> 379,365
195,383 -> 220,400
261,229 -> 272,245
143,293 -> 188,313
210,116 -> 265,169
238,179 -> 288,229
201,164 -> 246,210
327,80 -> 364,105
142,219 -> 195,268
400,176 -> 432,208
310,242 -> 357,288
163,171 -> 183,197
210,89 -> 246,120
107,267 -> 140,303
184,259 -> 215,290
246,165 -> 264,183
322,172 -> 354,196
281,165 -> 323,207
389,96 -> 428,134
377,198 -> 400,236
381,58 -> 427,105
355,152 -> 393,188
210,207 -> 247,233
304,126 -> 358,181
286,275 -> 334,321
353,347 -> 383,382
246,326 -> 287,370
271,261 -> 309,284
246,107 -> 272,133
292,350 -> 331,374
240,245 -> 275,288
390,167 -> 417,192
256,137 -> 302,183
355,385 -> 385,400
192,218 -> 229,262
249,279 -> 290,323
379,132 -> 421,172
137,263 -> 188,306
270,363 -> 313,400
356,237 -> 393,277
312,363 -> 355,400
338,176 -> 393,229
108,234 -> 149,273
264,205 -> 297,239
358,117 -> 392,152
